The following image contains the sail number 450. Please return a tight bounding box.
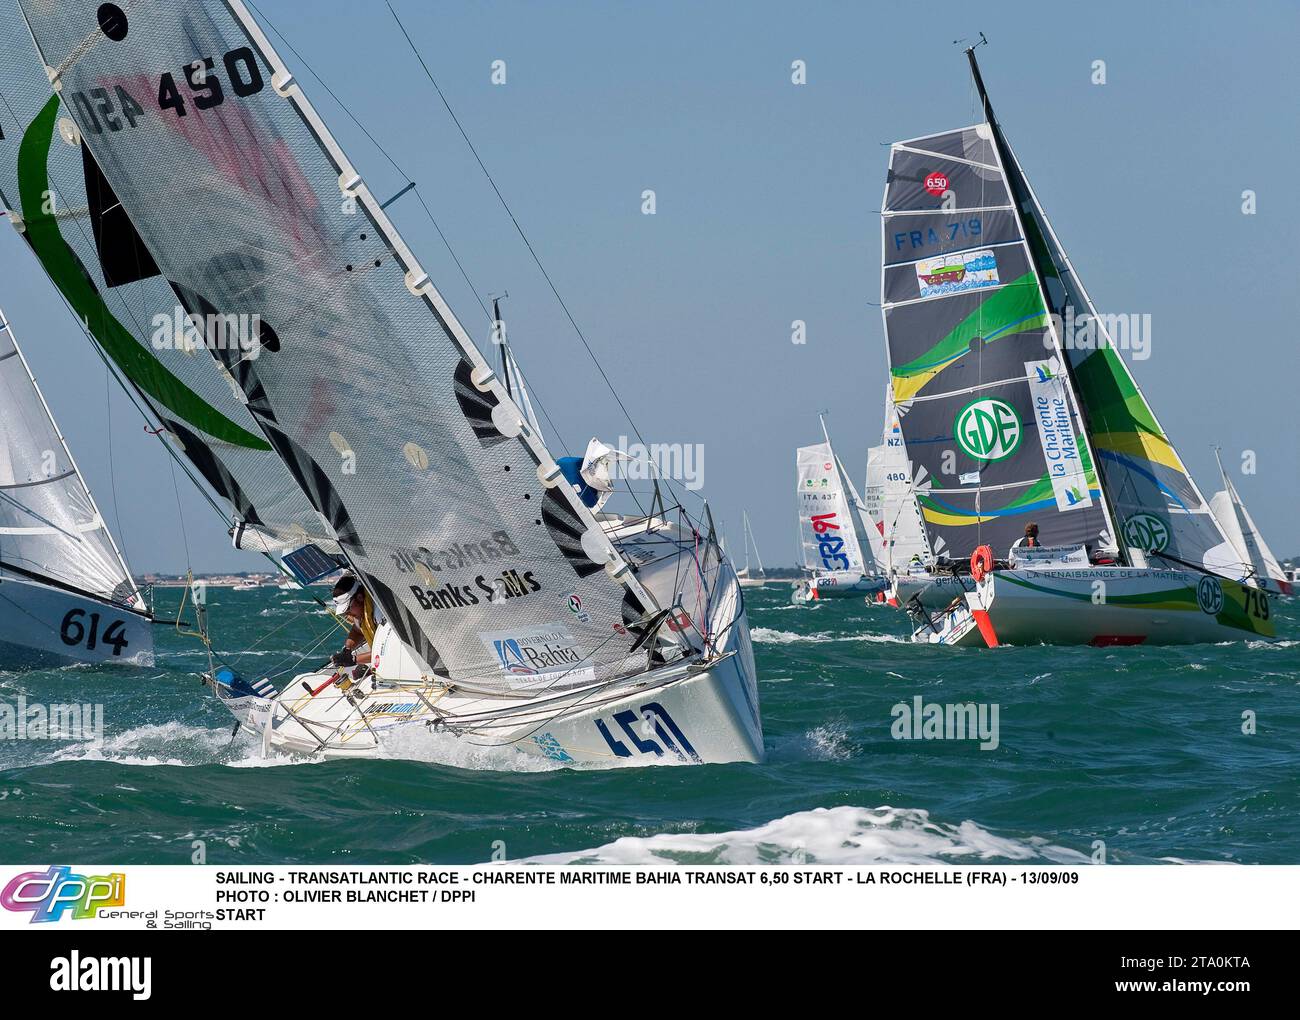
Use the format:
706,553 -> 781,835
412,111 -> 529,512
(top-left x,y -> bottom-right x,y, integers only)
67,47 -> 265,134
60,609 -> 129,656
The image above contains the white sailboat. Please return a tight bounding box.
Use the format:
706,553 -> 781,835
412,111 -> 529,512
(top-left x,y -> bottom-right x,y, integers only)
0,306 -> 151,667
16,0 -> 761,764
880,45 -> 1273,647
1209,448 -> 1292,596
861,384 -> 969,610
793,415 -> 888,602
736,510 -> 767,588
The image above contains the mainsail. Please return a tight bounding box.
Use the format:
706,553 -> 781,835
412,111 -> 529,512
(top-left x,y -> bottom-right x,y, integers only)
0,305 -> 142,609
881,110 -> 1112,561
1210,450 -> 1290,595
962,51 -> 1236,575
797,434 -> 869,577
862,385 -> 931,569
0,12 -> 334,559
17,0 -> 661,691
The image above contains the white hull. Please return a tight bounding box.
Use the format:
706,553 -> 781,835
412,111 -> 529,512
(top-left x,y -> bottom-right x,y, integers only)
0,574 -> 153,668
793,571 -> 890,602
890,572 -> 971,611
910,567 -> 1274,647
211,517 -> 763,767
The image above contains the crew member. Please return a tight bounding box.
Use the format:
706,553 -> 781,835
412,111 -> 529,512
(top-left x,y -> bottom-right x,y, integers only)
329,573 -> 382,670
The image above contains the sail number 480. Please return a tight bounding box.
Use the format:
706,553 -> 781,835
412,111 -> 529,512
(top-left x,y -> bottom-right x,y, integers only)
60,609 -> 129,656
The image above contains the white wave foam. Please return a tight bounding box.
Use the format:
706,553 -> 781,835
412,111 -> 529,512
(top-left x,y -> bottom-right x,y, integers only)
751,627 -> 905,646
526,805 -> 1089,865
375,725 -> 568,773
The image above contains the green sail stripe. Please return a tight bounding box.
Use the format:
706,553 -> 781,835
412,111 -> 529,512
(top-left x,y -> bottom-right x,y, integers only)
1070,344 -> 1164,440
893,271 -> 1046,380
17,96 -> 270,451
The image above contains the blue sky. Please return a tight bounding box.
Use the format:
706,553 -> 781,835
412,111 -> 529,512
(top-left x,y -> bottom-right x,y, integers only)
1,0 -> 1296,571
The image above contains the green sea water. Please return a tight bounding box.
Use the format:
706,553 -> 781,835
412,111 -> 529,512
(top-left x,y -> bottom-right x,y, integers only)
1,585 -> 1296,865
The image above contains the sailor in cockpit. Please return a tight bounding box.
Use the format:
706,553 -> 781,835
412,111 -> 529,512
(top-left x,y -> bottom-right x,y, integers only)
329,573 -> 385,673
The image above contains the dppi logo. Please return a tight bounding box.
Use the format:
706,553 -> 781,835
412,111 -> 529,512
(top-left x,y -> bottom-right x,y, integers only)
1,866 -> 125,923
1122,512 -> 1170,553
955,398 -> 1021,462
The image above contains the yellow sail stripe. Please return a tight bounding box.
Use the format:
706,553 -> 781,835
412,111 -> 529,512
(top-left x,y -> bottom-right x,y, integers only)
1089,430 -> 1188,475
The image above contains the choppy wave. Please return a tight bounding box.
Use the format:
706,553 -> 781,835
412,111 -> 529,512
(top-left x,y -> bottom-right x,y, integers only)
526,806 -> 1090,865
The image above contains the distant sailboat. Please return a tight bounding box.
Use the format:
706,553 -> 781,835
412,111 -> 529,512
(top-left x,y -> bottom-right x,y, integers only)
0,306 -> 152,666
861,384 -> 968,609
880,45 -> 1272,646
793,415 -> 887,603
736,510 -> 768,588
1209,449 -> 1292,596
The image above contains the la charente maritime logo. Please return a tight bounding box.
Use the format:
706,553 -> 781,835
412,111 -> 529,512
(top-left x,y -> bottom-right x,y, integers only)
1,865 -> 125,923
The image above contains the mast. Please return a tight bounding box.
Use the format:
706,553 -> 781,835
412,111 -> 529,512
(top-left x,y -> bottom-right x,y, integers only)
964,43 -> 1125,562
744,510 -> 765,578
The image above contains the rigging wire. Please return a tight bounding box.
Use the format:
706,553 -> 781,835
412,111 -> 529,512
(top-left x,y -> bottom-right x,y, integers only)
382,2 -> 662,469
243,0 -> 573,456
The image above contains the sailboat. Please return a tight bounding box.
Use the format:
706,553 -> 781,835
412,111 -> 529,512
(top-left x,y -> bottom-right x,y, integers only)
861,384 -> 968,609
793,415 -> 888,602
879,45 -> 1273,647
1209,449 -> 1292,596
736,510 -> 767,588
13,0 -> 762,764
0,305 -> 151,667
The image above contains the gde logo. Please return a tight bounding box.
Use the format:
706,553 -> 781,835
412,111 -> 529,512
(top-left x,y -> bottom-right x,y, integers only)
1,865 -> 125,922
955,398 -> 1022,462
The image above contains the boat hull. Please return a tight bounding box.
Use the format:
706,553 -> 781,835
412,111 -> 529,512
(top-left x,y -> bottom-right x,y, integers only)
0,574 -> 153,668
891,572 -> 971,611
912,567 -> 1274,646
795,571 -> 890,601
214,536 -> 764,767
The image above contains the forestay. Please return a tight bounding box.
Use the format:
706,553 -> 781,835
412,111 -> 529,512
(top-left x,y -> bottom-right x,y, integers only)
0,10 -> 331,557
16,1 -> 659,691
0,306 -> 141,608
881,123 -> 1111,560
984,114 -> 1237,574
797,441 -> 867,576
